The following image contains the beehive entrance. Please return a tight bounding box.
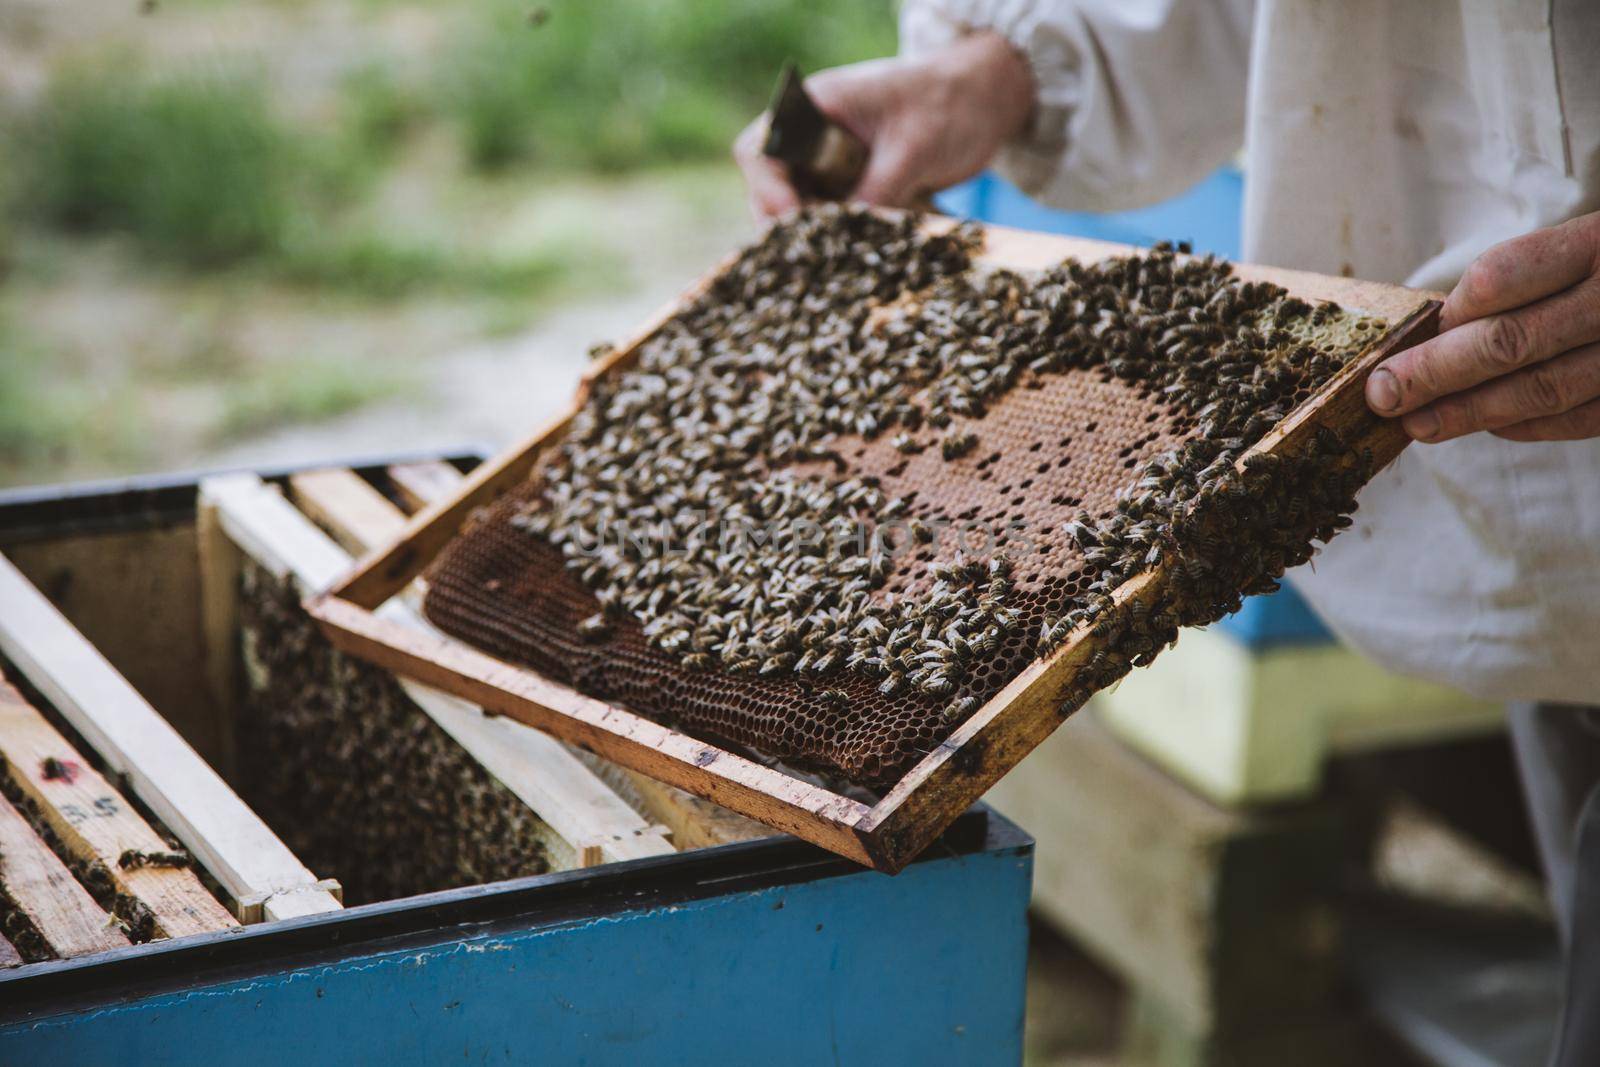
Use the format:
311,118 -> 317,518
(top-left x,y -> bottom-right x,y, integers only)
422,207 -> 1388,791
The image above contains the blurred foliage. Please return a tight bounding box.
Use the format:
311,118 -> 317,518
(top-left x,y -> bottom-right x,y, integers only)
19,64 -> 294,264
8,2 -> 897,264
8,58 -> 611,301
339,62 -> 425,161
275,230 -> 592,300
0,0 -> 895,480
440,0 -> 897,171
0,316 -> 78,464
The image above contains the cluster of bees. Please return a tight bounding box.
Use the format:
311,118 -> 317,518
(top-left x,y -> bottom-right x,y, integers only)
511,204 -> 1382,746
1049,430 -> 1374,715
0,765 -> 167,951
237,565 -> 551,904
1,906 -> 48,961
118,848 -> 191,870
1022,249 -> 1380,659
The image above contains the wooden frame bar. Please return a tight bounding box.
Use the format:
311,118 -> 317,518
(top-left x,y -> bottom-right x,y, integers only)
288,468 -> 409,556
385,461 -> 468,514
0,678 -> 238,939
204,472 -> 676,869
0,791 -> 130,959
305,220 -> 1443,872
0,552 -> 342,922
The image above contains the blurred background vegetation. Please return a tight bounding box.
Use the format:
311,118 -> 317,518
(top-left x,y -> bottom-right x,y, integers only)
0,0 -> 897,486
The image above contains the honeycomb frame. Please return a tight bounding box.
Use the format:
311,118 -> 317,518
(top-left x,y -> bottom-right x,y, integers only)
307,213 -> 1441,873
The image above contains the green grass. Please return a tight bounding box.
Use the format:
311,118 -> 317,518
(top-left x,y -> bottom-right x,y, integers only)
216,355 -> 414,440
10,2 -> 893,269
0,321 -> 80,464
0,1 -> 882,478
338,63 -> 425,161
20,64 -> 294,265
8,57 -> 619,300
439,0 -> 898,172
275,229 -> 593,301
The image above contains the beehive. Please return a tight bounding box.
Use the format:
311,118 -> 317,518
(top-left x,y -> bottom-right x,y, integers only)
0,463 -> 1031,1064
0,458 -> 743,967
312,208 -> 1439,869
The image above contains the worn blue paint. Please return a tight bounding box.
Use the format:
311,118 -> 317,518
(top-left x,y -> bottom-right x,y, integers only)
1205,584 -> 1334,649
938,169 -> 1335,651
0,842 -> 1031,1066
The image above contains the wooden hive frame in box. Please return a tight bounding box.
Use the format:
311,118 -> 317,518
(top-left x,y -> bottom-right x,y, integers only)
0,454 -> 774,970
306,216 -> 1442,873
197,461 -> 767,870
0,552 -> 344,928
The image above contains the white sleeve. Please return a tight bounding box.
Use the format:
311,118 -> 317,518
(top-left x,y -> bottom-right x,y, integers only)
900,0 -> 1255,212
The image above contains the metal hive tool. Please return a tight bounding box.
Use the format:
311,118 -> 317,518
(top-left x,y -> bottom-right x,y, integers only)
418,205 -> 1410,793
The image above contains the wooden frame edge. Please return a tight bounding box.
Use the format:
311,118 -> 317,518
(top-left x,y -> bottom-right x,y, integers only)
372,460 -> 774,852
854,300 -> 1443,872
304,593 -> 878,865
204,472 -> 678,869
0,679 -> 239,938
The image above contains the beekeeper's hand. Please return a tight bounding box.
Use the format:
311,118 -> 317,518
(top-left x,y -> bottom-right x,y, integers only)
1367,211 -> 1600,442
732,31 -> 1034,218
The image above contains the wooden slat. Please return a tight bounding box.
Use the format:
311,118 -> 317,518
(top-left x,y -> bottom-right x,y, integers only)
311,215 -> 1444,871
0,791 -> 129,959
386,459 -> 770,849
246,885 -> 343,920
569,750 -> 770,852
386,461 -> 466,513
288,468 -> 408,558
0,678 -> 237,939
195,500 -> 243,779
399,683 -> 674,864
0,551 -> 341,923
307,595 -> 876,862
206,473 -> 675,867
202,474 -> 350,593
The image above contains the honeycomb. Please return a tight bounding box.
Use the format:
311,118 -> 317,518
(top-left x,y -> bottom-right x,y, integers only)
423,207 -> 1387,790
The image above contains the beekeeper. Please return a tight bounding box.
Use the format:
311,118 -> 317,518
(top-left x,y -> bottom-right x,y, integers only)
735,1 -> 1600,1060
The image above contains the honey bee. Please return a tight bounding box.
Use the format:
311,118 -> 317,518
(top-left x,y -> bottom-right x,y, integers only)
577,614 -> 612,643
819,689 -> 850,712
945,696 -> 981,722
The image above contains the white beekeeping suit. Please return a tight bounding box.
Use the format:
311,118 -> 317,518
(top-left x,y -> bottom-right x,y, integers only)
901,0 -> 1600,705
